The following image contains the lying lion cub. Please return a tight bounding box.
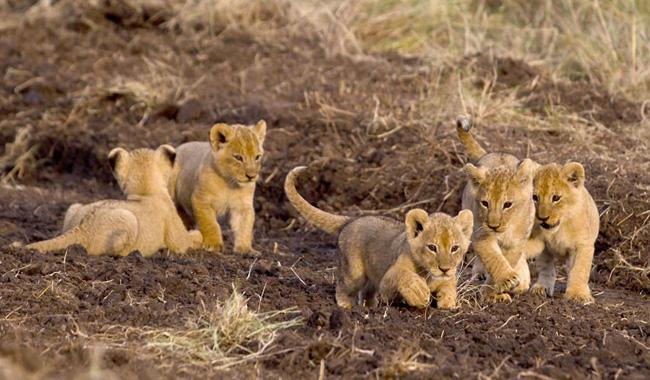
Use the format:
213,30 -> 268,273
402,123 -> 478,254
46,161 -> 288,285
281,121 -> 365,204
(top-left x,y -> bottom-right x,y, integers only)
527,163 -> 599,304
169,120 -> 266,255
26,146 -> 201,256
457,116 -> 535,302
285,166 -> 473,309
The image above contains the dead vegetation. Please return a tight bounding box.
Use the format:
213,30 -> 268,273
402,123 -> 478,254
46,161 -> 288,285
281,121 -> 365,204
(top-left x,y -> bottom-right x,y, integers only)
142,287 -> 301,369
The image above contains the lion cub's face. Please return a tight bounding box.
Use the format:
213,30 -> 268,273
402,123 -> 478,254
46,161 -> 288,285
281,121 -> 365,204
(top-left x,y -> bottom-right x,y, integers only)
209,120 -> 267,185
533,162 -> 585,230
405,209 -> 473,278
464,159 -> 534,233
108,145 -> 176,196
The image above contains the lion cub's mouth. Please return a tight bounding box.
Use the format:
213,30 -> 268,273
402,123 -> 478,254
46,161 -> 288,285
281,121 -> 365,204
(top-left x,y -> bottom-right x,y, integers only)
540,221 -> 560,230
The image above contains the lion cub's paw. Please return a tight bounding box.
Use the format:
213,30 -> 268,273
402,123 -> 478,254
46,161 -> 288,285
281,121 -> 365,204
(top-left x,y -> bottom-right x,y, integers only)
200,235 -> 224,252
530,283 -> 552,297
399,277 -> 431,308
188,230 -> 203,249
564,289 -> 594,305
494,271 -> 520,293
234,246 -> 261,257
485,292 -> 512,303
436,296 -> 457,310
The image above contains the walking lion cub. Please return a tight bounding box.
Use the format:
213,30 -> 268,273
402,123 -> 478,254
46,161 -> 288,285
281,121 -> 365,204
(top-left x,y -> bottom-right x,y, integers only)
285,166 -> 473,309
457,117 -> 536,302
26,146 -> 201,256
527,162 -> 599,304
168,120 -> 266,255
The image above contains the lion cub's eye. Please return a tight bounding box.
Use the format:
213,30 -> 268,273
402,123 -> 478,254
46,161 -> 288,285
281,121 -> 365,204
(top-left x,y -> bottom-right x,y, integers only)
480,200 -> 489,208
503,201 -> 513,209
233,154 -> 243,162
427,244 -> 438,253
255,154 -> 261,161
451,245 -> 459,253
552,195 -> 561,202
532,194 -> 539,202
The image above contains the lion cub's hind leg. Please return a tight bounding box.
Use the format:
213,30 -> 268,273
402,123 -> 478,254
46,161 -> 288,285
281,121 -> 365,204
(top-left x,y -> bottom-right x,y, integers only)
90,208 -> 138,256
530,250 -> 557,297
335,247 -> 367,309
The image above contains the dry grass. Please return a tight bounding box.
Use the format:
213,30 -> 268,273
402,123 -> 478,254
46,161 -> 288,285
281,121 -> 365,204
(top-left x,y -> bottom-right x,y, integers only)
348,0 -> 650,98
142,286 -> 301,369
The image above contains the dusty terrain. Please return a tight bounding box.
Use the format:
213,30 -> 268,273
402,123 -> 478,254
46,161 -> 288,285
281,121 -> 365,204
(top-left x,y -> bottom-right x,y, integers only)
0,1 -> 648,379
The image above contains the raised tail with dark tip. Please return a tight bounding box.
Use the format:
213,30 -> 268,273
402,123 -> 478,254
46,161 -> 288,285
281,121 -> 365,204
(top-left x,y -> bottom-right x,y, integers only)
456,115 -> 487,162
284,166 -> 351,235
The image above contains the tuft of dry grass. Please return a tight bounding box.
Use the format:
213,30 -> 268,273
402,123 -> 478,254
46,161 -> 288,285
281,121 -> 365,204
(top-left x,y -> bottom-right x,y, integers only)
143,286 -> 301,369
0,125 -> 37,183
378,343 -> 436,378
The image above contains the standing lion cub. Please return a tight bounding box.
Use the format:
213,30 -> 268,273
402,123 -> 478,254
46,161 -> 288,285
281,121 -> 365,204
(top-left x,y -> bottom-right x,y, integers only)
25,146 -> 201,256
285,166 -> 473,309
527,162 -> 599,304
168,120 -> 266,255
456,117 -> 536,302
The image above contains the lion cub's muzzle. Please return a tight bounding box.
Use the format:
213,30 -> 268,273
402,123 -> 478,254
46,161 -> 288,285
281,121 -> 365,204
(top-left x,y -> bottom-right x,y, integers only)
537,214 -> 560,230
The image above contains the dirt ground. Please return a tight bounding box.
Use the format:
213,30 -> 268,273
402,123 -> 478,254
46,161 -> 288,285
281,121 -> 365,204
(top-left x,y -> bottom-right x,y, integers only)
0,2 -> 648,379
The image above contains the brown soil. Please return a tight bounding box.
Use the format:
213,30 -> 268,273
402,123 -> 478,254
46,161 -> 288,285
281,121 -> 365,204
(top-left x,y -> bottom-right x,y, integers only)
0,3 -> 648,379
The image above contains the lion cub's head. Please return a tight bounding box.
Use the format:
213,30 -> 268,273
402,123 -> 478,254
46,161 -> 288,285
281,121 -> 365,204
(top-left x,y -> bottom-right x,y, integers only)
209,120 -> 267,185
108,145 -> 177,196
533,162 -> 585,230
405,209 -> 474,278
464,159 -> 535,233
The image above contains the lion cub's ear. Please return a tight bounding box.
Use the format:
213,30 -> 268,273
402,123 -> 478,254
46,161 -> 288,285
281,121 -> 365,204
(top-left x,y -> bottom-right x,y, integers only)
405,208 -> 429,240
455,209 -> 474,239
108,147 -> 128,173
463,163 -> 485,187
253,120 -> 267,145
209,123 -> 234,151
516,158 -> 535,186
156,144 -> 176,166
562,162 -> 585,188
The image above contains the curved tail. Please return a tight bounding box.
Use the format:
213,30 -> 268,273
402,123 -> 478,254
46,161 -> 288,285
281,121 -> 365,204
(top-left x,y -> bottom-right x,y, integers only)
284,166 -> 350,235
25,227 -> 83,253
456,115 -> 487,162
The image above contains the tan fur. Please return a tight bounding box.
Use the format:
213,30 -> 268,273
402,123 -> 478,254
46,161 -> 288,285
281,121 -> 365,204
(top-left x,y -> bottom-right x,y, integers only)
168,120 -> 266,255
26,146 -> 201,256
527,162 -> 599,304
457,120 -> 535,302
284,166 -> 473,309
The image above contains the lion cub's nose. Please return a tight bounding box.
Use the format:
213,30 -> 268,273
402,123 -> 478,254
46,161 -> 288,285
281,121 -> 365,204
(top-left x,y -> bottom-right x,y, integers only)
487,224 -> 500,231
537,215 -> 549,222
246,174 -> 256,181
439,266 -> 451,274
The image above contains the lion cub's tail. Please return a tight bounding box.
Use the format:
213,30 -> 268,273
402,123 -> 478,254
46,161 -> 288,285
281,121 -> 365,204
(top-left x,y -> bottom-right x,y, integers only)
284,166 -> 350,235
25,228 -> 83,253
456,115 -> 487,162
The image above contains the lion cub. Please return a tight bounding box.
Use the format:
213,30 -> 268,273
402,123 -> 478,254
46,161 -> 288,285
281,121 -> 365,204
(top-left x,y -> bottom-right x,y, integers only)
285,166 -> 473,309
169,121 -> 266,255
26,146 -> 201,256
527,163 -> 599,304
456,117 -> 535,302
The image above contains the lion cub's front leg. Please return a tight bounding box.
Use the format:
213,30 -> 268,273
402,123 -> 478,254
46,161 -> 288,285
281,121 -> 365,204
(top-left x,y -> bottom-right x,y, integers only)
564,244 -> 595,304
192,196 -> 223,252
473,238 -> 520,293
230,205 -> 258,255
433,278 -> 458,309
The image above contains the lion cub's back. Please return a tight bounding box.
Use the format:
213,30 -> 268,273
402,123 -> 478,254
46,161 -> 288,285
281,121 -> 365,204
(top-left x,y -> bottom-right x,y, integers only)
338,216 -> 405,283
171,141 -> 212,214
